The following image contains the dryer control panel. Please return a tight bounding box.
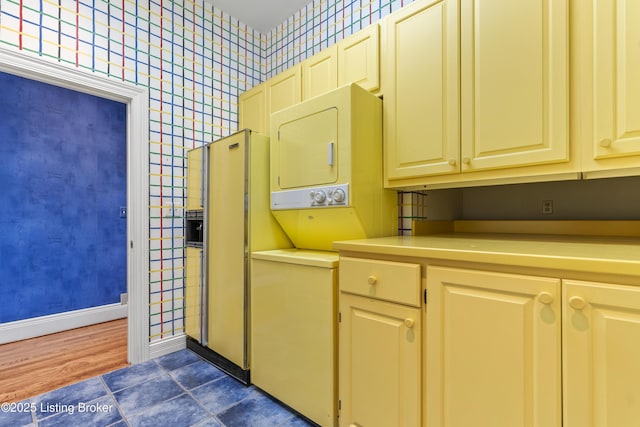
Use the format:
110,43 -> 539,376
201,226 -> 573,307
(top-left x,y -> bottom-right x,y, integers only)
271,184 -> 349,210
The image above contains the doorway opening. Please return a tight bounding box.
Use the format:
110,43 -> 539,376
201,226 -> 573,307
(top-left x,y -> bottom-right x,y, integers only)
0,47 -> 150,365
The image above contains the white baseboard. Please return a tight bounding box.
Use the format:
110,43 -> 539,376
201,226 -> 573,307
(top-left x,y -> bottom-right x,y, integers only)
0,303 -> 127,344
149,334 -> 187,359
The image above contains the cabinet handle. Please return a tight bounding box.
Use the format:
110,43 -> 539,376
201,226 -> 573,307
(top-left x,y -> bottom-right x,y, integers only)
367,275 -> 377,285
569,296 -> 587,310
537,291 -> 554,305
448,159 -> 457,166
599,138 -> 612,148
462,157 -> 471,165
404,318 -> 415,329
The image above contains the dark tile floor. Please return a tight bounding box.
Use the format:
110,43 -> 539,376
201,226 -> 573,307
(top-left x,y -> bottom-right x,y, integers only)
0,349 -> 314,427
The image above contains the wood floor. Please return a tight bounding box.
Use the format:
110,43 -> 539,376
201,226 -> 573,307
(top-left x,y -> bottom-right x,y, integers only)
0,319 -> 128,403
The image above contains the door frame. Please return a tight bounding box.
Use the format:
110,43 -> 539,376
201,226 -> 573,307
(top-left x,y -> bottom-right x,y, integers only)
0,47 -> 150,364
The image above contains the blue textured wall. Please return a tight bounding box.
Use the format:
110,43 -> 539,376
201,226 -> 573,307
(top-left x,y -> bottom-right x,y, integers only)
0,71 -> 127,323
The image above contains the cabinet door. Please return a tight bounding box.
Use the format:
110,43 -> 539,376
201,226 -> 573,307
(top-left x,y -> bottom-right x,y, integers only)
268,65 -> 302,115
426,266 -> 561,427
339,293 -> 421,427
303,45 -> 338,100
338,24 -> 380,93
252,259 -> 337,427
185,247 -> 203,341
186,147 -> 203,210
584,0 -> 640,175
460,0 -> 569,172
383,0 -> 460,181
563,279 -> 640,427
238,83 -> 267,135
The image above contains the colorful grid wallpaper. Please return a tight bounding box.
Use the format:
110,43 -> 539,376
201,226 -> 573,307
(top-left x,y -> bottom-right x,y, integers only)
398,191 -> 429,235
264,0 -> 412,78
0,0 -> 415,343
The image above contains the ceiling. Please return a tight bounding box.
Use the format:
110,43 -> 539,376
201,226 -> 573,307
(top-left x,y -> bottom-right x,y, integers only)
209,0 -> 313,33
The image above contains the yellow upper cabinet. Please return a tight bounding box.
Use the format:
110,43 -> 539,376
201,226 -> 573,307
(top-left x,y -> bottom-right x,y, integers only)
580,0 -> 640,178
268,64 -> 302,115
238,83 -> 267,135
384,0 -> 573,188
338,23 -> 380,93
303,45 -> 338,99
460,0 -> 569,172
237,65 -> 302,136
302,24 -> 381,100
382,0 -> 460,181
239,25 -> 379,135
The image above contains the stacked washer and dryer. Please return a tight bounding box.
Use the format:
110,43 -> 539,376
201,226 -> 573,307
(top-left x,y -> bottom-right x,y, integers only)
251,83 -> 397,427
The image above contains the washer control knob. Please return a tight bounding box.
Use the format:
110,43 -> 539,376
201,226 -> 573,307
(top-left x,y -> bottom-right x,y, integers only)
332,188 -> 346,203
313,190 -> 327,204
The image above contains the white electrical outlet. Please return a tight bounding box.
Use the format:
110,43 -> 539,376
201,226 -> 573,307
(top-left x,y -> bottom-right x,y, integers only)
542,200 -> 554,215
120,293 -> 129,305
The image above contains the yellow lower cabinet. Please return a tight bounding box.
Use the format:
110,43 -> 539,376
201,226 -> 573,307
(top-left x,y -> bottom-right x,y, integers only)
251,252 -> 337,427
339,293 -> 421,427
425,266 -> 561,427
563,279 -> 640,427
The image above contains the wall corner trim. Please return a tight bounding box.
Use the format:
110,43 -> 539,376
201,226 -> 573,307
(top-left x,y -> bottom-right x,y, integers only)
149,334 -> 187,360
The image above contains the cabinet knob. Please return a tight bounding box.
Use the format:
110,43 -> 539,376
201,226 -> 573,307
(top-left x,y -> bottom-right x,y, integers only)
599,138 -> 612,148
448,159 -> 457,166
569,297 -> 587,310
569,296 -> 587,310
537,291 -> 554,305
462,157 -> 471,165
404,318 -> 415,329
367,275 -> 377,285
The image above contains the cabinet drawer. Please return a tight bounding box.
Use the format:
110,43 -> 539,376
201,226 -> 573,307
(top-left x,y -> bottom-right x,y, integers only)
339,257 -> 421,307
